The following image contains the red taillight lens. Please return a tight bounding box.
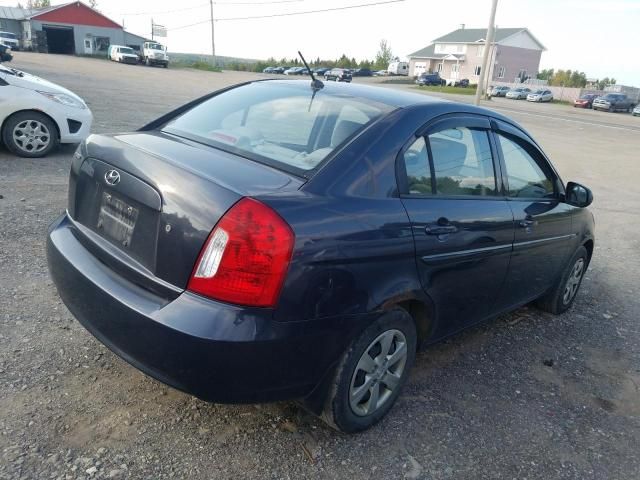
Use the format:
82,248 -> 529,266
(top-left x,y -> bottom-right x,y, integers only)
187,197 -> 294,308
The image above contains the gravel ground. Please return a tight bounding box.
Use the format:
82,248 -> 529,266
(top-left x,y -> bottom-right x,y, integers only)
1,53 -> 639,480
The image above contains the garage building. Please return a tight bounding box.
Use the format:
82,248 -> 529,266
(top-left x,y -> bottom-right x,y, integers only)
0,1 -> 147,56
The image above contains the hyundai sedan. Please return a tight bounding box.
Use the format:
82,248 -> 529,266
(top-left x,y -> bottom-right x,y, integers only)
47,80 -> 595,433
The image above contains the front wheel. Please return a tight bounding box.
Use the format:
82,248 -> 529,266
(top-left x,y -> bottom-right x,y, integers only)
536,246 -> 589,314
321,308 -> 417,433
2,111 -> 59,158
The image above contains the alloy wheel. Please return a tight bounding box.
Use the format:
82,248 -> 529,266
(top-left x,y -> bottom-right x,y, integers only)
349,329 -> 408,416
563,258 -> 585,305
12,120 -> 51,154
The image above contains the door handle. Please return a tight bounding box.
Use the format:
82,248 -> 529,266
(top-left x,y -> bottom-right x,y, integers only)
425,223 -> 458,235
519,215 -> 535,228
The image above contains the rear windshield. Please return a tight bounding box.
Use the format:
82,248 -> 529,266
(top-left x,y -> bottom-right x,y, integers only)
0,32 -> 17,40
163,82 -> 393,175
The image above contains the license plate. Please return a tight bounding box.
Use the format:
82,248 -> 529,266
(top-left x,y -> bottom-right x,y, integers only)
97,192 -> 138,247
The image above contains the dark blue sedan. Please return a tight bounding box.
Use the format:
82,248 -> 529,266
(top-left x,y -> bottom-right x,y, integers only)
47,79 -> 595,432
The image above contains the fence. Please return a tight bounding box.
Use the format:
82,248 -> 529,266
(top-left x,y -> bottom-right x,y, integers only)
489,81 -> 605,103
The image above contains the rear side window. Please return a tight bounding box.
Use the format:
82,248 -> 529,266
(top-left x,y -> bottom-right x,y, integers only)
404,137 -> 430,194
429,128 -> 497,196
497,133 -> 555,198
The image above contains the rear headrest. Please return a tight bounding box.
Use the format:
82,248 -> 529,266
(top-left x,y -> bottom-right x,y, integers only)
331,120 -> 362,147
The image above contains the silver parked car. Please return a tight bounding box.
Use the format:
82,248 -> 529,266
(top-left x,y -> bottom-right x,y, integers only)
527,89 -> 553,102
632,104 -> 640,116
506,87 -> 532,100
489,86 -> 511,97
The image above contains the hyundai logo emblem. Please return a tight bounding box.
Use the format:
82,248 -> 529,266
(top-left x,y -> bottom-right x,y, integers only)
104,169 -> 121,186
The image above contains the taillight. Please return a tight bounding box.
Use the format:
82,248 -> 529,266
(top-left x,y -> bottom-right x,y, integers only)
187,197 -> 294,308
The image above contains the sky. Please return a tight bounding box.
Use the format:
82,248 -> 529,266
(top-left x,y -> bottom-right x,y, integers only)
2,0 -> 640,85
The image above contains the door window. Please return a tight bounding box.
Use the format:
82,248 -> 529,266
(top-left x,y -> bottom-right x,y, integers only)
403,137 -> 431,194
497,133 -> 555,198
428,127 -> 497,196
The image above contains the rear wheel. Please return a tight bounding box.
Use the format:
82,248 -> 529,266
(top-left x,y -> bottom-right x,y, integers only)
321,308 -> 417,433
536,246 -> 588,314
2,111 -> 58,158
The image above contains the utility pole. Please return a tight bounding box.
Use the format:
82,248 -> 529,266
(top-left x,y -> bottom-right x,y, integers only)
474,0 -> 498,106
209,0 -> 216,66
151,18 -> 154,41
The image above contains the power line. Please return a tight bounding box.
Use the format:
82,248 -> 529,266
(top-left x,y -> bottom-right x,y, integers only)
120,3 -> 209,16
169,0 -> 405,29
214,0 -> 304,4
217,0 -> 405,21
119,0 -> 303,15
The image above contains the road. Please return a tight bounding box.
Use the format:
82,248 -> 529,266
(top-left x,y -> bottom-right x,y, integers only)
1,53 -> 639,480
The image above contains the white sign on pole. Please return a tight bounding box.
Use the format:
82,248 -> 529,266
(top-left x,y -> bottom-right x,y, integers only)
152,24 -> 167,38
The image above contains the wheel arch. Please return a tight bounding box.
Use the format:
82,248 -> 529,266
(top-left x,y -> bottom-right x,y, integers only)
1,109 -> 61,141
582,238 -> 594,263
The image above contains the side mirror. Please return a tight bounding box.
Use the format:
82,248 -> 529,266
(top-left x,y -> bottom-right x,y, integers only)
566,182 -> 593,207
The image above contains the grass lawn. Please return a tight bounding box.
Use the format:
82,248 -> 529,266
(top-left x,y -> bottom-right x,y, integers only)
414,85 -> 477,95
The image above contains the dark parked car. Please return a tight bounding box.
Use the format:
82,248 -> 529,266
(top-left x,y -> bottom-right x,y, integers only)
415,72 -> 444,86
573,93 -> 598,108
47,80 -> 595,433
324,68 -> 352,82
451,78 -> 470,87
0,44 -> 12,62
352,68 -> 373,77
313,67 -> 330,75
592,93 -> 634,112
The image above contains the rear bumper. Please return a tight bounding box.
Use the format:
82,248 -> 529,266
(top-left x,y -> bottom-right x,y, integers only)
47,213 -> 360,403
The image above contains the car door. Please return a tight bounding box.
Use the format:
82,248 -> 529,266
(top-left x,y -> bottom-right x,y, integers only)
398,115 -> 515,337
490,119 -> 574,311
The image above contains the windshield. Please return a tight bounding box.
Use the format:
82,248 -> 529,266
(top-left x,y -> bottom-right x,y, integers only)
163,82 -> 394,175
119,47 -> 135,54
534,90 -> 545,94
148,43 -> 164,50
0,32 -> 17,40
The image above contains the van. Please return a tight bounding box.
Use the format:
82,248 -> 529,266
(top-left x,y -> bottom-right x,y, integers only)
108,45 -> 139,65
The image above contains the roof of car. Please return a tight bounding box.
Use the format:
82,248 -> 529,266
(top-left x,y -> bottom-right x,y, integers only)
253,80 -> 517,124
261,79 -> 443,108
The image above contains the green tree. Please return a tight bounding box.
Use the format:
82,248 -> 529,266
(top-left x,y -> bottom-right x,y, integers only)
374,39 -> 393,70
536,68 -> 554,81
27,0 -> 50,7
597,77 -> 616,89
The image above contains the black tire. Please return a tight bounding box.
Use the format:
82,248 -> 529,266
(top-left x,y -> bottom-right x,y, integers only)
321,308 -> 417,433
536,246 -> 589,314
2,111 -> 59,158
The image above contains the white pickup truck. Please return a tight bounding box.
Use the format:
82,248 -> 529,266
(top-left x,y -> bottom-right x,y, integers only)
139,41 -> 169,68
0,31 -> 20,51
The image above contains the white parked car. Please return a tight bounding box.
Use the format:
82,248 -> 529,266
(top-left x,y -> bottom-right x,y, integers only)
527,89 -> 553,102
0,63 -> 92,157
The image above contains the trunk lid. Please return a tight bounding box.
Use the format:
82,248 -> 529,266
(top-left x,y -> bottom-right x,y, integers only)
69,131 -> 304,291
